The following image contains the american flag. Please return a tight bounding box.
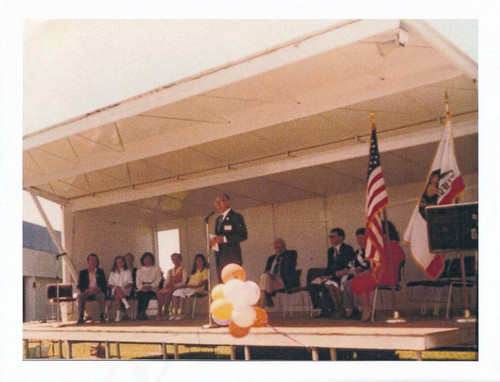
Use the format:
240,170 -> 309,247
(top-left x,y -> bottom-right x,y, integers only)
365,125 -> 388,277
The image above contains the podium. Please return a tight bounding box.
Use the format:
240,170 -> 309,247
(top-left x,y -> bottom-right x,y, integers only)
426,202 -> 478,321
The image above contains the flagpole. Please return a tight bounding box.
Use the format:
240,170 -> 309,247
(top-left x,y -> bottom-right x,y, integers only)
445,91 -> 451,121
370,113 -> 405,323
444,93 -> 476,323
369,112 -> 376,132
382,210 -> 396,307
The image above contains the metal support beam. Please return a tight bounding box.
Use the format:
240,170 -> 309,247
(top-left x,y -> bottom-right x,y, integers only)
23,340 -> 29,359
105,341 -> 110,359
174,344 -> 179,360
162,343 -> 167,360
29,190 -> 79,284
330,348 -> 337,360
66,341 -> 72,359
230,345 -> 236,360
244,345 -> 251,360
311,347 -> 319,361
416,350 -> 423,361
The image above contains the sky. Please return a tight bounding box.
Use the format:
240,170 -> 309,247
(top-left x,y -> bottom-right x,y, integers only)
2,1 -> 500,381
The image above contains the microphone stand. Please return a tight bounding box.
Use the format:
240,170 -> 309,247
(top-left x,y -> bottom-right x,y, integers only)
202,212 -> 219,329
52,253 -> 67,328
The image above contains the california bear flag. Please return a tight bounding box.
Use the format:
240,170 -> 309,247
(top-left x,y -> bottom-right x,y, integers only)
404,119 -> 465,279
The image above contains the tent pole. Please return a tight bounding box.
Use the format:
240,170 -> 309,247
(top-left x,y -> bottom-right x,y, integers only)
29,190 -> 78,284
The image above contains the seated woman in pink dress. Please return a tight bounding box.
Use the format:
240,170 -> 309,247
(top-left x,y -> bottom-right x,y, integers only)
350,221 -> 406,321
156,253 -> 188,320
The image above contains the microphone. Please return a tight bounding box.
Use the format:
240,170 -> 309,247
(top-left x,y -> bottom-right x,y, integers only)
56,252 -> 67,259
204,211 -> 215,223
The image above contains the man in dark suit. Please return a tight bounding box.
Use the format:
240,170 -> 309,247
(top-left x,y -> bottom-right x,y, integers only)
258,238 -> 299,307
76,253 -> 107,324
209,193 -> 248,281
309,227 -> 355,318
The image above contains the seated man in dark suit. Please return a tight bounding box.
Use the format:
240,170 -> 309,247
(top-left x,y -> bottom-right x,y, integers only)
309,227 -> 355,319
258,238 -> 299,307
76,253 -> 107,324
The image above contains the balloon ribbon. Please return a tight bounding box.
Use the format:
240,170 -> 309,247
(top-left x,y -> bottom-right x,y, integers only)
263,322 -> 313,353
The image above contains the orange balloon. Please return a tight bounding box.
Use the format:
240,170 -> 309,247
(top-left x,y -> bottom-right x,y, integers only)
211,283 -> 225,301
210,298 -> 233,320
228,321 -> 251,338
252,306 -> 268,328
221,263 -> 247,283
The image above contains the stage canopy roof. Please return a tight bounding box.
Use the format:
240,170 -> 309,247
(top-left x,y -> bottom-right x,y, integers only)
23,19 -> 478,223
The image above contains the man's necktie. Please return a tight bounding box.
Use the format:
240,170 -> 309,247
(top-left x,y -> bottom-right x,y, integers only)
271,256 -> 282,275
216,216 -> 223,234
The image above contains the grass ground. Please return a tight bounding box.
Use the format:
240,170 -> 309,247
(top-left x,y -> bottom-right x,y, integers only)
25,340 -> 477,361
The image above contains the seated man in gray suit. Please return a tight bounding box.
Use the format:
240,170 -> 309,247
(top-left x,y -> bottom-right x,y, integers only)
258,238 -> 299,307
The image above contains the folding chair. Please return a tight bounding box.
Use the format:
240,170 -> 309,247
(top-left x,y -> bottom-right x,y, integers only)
187,292 -> 209,319
405,259 -> 451,316
371,260 -> 405,321
276,268 -> 319,317
46,284 -> 76,322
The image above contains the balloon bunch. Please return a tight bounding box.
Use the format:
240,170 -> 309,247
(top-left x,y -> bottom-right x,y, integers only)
210,263 -> 268,338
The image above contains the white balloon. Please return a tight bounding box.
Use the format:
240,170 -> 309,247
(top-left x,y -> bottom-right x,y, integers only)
232,305 -> 257,328
223,279 -> 245,304
241,281 -> 260,306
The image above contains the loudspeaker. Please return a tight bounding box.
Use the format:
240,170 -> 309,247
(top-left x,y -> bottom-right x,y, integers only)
426,202 -> 478,253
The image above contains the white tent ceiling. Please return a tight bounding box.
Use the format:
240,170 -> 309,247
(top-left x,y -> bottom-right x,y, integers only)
23,19 -> 478,223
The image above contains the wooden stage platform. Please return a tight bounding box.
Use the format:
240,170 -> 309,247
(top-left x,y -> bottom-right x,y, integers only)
23,313 -> 477,361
